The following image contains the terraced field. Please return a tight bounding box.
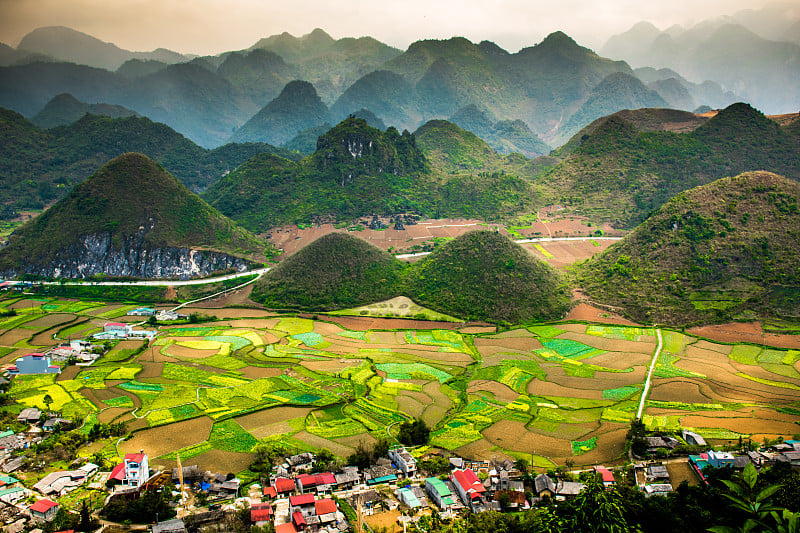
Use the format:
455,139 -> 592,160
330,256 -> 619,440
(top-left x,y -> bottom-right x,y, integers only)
2,295 -> 800,472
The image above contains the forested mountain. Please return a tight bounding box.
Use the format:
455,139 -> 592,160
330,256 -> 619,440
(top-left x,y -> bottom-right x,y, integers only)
0,153 -> 267,279
0,109 -> 294,214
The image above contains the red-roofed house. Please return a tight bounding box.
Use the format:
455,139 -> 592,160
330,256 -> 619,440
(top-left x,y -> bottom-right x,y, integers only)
276,523 -> 298,533
289,493 -> 316,515
292,511 -> 307,530
296,473 -> 336,493
250,503 -> 274,525
314,498 -> 337,516
109,463 -> 126,482
110,452 -> 149,489
263,485 -> 278,499
450,469 -> 487,512
274,477 -> 296,495
30,499 -> 59,522
594,466 -> 615,487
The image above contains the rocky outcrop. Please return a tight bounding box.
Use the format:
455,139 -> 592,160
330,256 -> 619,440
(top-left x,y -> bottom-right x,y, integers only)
2,233 -> 248,280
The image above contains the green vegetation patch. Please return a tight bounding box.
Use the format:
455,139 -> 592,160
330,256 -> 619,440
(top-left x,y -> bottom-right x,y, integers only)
119,381 -> 163,392
541,338 -> 602,360
571,436 -> 598,455
602,385 -> 640,401
103,396 -> 134,408
208,420 -> 259,453
375,363 -> 452,382
654,353 -> 705,378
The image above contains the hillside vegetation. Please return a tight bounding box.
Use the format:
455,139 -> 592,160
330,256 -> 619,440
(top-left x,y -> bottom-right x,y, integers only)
544,103 -> 800,228
205,118 -> 541,231
251,230 -> 570,323
0,153 -> 267,273
251,232 -> 404,310
0,109 -> 294,215
406,231 -> 571,323
578,171 -> 800,325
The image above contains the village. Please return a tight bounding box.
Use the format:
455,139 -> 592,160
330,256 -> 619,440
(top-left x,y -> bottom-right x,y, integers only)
1,410 -> 800,533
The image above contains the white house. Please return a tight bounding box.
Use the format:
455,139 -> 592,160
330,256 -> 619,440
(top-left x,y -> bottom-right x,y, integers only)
388,446 -> 417,477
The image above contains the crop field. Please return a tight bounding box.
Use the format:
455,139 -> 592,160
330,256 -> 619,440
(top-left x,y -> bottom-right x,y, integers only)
2,295 -> 800,473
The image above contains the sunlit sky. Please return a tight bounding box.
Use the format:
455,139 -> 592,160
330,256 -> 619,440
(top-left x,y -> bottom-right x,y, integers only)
0,0 -> 784,55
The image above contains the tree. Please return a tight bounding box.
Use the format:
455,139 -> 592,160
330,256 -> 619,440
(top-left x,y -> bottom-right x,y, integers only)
42,394 -> 53,412
397,419 -> 430,446
569,476 -> 636,533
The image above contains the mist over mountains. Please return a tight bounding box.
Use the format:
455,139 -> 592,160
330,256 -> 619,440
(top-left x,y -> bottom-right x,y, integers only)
2,15 -> 795,152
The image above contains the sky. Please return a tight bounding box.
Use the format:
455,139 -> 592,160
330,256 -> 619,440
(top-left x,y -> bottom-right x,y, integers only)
0,0 -> 782,55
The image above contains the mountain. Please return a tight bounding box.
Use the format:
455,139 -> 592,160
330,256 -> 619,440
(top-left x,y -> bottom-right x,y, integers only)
249,28 -> 402,103
0,153 -> 268,279
215,48 -> 294,107
0,109 -> 295,214
330,70 -> 419,130
250,232 -> 405,310
578,171 -> 800,325
544,103 -> 800,228
405,231 -> 571,323
205,117 -> 541,231
646,78 -> 696,111
448,104 -> 551,157
230,80 -> 330,145
16,26 -> 188,70
602,22 -> 800,114
116,59 -> 168,78
31,93 -> 139,128
554,72 -> 670,145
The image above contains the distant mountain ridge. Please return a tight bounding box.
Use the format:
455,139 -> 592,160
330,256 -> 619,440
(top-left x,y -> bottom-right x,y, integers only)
16,26 -> 189,70
31,93 -> 139,128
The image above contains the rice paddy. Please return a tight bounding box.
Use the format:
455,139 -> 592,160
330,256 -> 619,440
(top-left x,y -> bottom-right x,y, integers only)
2,294 -> 800,472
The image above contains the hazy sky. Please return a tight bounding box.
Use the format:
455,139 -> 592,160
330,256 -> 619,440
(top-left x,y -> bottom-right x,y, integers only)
0,0 -> 782,55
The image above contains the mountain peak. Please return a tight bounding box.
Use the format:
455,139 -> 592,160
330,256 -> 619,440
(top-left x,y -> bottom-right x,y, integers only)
538,31 -> 580,49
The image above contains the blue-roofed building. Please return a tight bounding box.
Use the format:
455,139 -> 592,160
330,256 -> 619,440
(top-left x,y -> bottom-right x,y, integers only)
425,477 -> 457,510
7,354 -> 60,375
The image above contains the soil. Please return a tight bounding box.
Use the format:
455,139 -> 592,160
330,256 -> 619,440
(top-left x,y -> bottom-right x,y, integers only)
687,322 -> 800,350
563,303 -> 641,325
120,416 -> 214,458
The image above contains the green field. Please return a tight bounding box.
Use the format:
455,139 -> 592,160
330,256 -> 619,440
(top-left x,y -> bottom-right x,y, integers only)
2,295 -> 800,474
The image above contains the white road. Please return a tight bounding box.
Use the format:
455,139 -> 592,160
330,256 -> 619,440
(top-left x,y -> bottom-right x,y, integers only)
32,267 -> 271,287
636,328 -> 663,420
396,235 -> 622,259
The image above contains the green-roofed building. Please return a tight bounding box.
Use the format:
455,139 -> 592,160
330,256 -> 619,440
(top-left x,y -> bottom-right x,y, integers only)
397,487 -> 421,508
425,477 -> 456,509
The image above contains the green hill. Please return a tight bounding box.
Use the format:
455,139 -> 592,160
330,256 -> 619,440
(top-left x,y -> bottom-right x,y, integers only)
0,153 -> 268,279
544,102 -> 800,227
0,109 -> 295,214
577,171 -> 800,325
230,80 -> 330,146
31,93 -> 138,128
250,232 -> 404,310
449,104 -> 551,157
405,231 -> 571,323
205,118 -> 543,231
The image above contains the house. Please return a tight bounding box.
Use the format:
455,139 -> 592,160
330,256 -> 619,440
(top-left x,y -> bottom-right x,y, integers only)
171,465 -> 202,484
104,322 -> 131,333
251,503 -> 274,526
643,484 -> 673,497
42,417 -> 71,431
30,499 -> 59,522
425,477 -> 456,510
0,486 -> 28,504
783,451 -> 800,467
3,457 -> 26,473
156,311 -> 188,321
555,481 -> 586,500
533,474 -> 555,498
682,430 -> 707,447
334,466 -> 361,489
645,464 -> 670,482
296,472 -> 336,494
707,450 -> 735,469
276,523 -> 299,533
274,477 -> 296,496
397,487 -> 423,508
388,446 -> 417,477
364,465 -> 397,485
594,466 -> 615,487
209,479 -> 240,498
152,518 -> 186,533
128,307 -> 156,316
33,470 -> 87,496
17,408 -> 41,424
289,493 -> 317,517
263,486 -> 278,500
7,354 -> 60,375
450,469 -> 487,512
492,490 -> 527,511
0,434 -> 25,453
110,451 -> 149,489
314,498 -> 339,525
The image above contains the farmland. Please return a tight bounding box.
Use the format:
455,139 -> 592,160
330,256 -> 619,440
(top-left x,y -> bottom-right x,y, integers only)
1,294 -> 800,473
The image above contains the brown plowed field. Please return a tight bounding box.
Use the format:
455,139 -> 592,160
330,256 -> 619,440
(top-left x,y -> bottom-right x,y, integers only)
687,322 -> 800,349
120,416 -> 214,458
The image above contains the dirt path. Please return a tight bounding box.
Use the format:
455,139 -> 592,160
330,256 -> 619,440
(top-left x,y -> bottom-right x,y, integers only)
636,328 -> 663,419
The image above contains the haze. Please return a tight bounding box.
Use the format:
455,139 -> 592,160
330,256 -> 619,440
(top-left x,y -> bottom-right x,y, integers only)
0,0 -> 785,55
